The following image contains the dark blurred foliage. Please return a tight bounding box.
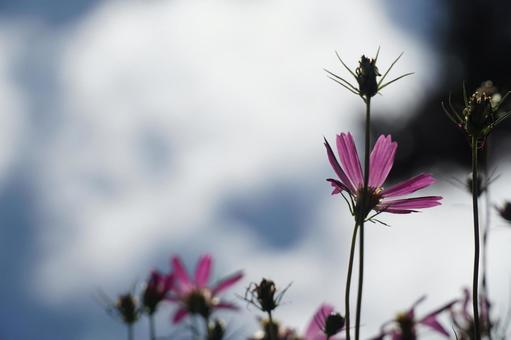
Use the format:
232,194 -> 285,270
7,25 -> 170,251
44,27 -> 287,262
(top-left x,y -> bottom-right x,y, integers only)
373,0 -> 511,177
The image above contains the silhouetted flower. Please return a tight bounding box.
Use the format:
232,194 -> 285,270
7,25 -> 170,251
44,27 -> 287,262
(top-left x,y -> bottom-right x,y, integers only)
496,201 -> 511,223
450,288 -> 492,340
372,296 -> 455,340
304,304 -> 345,340
325,48 -> 412,101
243,279 -> 291,313
168,254 -> 243,323
141,270 -> 173,315
115,293 -> 140,325
442,81 -> 511,147
325,133 -> 442,224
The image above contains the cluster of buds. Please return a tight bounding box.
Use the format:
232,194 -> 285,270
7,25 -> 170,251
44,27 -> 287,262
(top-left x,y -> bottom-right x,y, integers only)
325,48 -> 413,101
442,81 -> 511,148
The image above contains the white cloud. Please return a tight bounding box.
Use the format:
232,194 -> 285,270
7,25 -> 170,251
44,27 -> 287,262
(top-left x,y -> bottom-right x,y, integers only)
5,0 -> 505,338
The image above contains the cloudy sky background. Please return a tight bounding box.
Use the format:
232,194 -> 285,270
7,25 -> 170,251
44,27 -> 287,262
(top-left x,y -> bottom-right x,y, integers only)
1,0 -> 511,339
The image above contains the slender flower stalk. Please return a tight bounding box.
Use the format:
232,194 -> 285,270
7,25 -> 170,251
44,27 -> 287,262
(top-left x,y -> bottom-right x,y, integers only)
442,81 -> 511,340
325,50 -> 413,340
471,136 -> 481,340
356,97 -> 371,340
149,314 -> 155,340
345,222 -> 360,340
128,324 -> 134,340
482,146 -> 493,339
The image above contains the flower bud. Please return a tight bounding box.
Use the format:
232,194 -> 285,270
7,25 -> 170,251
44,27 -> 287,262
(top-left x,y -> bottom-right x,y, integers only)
497,201 -> 511,222
463,92 -> 495,140
208,319 -> 226,340
116,293 -> 139,325
255,279 -> 278,312
323,312 -> 345,337
356,55 -> 380,98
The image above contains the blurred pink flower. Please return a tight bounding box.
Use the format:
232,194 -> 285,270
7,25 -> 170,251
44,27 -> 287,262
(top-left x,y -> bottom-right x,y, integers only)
324,133 -> 441,222
304,304 -> 344,340
142,270 -> 173,315
168,254 -> 243,323
371,296 -> 455,340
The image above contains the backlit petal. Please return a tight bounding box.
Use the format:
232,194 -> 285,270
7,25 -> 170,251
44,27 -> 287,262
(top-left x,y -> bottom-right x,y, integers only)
195,254 -> 212,288
324,138 -> 355,193
383,173 -> 436,198
369,135 -> 397,188
336,133 -> 364,189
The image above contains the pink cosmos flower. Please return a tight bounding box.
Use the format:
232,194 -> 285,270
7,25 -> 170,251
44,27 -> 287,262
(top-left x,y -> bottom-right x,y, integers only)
304,304 -> 345,340
324,133 -> 441,221
371,296 -> 456,340
168,254 -> 243,323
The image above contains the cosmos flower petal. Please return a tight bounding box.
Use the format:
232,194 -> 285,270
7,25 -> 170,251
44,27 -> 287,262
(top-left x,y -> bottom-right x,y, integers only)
382,173 -> 436,198
369,135 -> 397,188
171,256 -> 192,289
420,316 -> 450,337
212,271 -> 244,295
336,133 -> 364,189
327,178 -> 349,194
195,254 -> 212,288
380,196 -> 442,211
304,304 -> 334,338
324,138 -> 355,193
172,308 -> 189,324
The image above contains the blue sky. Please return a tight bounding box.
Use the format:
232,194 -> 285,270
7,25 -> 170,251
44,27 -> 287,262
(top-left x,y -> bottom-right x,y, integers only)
1,1 -> 511,339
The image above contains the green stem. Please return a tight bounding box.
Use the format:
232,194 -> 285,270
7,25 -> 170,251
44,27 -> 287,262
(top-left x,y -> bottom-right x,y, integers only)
482,145 -> 492,339
128,324 -> 134,340
355,97 -> 371,340
268,311 -> 275,340
471,136 -> 481,340
149,314 -> 156,340
345,222 -> 360,340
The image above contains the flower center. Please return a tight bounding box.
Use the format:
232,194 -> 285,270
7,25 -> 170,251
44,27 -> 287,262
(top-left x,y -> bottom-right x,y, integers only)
354,186 -> 383,223
184,289 -> 215,318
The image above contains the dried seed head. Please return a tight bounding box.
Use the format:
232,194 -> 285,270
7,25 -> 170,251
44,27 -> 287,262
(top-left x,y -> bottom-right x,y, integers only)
356,55 -> 380,98
116,294 -> 139,325
243,278 -> 291,313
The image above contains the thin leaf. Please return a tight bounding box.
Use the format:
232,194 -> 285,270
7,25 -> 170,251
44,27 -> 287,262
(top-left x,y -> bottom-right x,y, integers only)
448,93 -> 464,122
377,51 -> 404,87
442,102 -> 461,125
378,72 -> 414,91
324,68 -> 359,91
374,46 -> 381,62
327,76 -> 360,95
495,90 -> 511,111
462,81 -> 468,106
335,51 -> 357,79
